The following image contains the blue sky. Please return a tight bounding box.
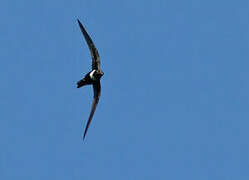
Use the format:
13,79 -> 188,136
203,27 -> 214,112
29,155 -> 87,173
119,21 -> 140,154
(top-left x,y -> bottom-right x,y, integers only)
1,0 -> 249,179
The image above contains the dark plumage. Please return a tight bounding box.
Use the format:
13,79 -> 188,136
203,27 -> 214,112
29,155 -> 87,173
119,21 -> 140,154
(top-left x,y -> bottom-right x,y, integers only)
77,19 -> 104,140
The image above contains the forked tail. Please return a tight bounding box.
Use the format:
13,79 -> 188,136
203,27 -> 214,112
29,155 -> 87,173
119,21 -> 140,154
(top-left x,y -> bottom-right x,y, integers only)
77,79 -> 87,88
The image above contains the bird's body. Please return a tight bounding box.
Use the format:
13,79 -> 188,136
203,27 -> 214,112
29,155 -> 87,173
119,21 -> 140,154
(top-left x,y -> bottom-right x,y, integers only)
76,19 -> 104,140
77,69 -> 103,88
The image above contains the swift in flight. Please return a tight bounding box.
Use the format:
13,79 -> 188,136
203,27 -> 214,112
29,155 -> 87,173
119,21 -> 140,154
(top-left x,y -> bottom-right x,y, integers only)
76,19 -> 104,140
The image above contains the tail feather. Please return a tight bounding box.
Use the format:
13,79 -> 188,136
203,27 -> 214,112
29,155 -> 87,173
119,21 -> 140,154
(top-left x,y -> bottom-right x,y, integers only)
77,79 -> 87,88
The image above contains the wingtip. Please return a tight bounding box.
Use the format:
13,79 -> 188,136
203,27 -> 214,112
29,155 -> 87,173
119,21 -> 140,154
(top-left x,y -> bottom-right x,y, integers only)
83,133 -> 86,141
77,19 -> 82,25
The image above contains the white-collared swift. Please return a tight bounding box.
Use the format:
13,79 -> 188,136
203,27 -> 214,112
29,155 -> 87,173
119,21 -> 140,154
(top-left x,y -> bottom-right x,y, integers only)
76,19 -> 104,140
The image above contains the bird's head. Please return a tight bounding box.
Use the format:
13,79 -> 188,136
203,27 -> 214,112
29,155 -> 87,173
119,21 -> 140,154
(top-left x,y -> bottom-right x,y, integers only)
95,70 -> 104,79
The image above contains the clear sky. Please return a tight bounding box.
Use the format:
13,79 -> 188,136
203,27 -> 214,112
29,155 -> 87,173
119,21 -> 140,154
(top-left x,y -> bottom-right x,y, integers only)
1,0 -> 249,179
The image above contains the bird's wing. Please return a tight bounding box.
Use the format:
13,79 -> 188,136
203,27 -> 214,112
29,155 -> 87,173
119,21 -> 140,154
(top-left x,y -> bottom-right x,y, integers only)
83,80 -> 101,140
77,19 -> 100,70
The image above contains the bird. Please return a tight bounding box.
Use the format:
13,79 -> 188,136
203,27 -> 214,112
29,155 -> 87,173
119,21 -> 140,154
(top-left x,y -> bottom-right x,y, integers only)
76,19 -> 104,140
